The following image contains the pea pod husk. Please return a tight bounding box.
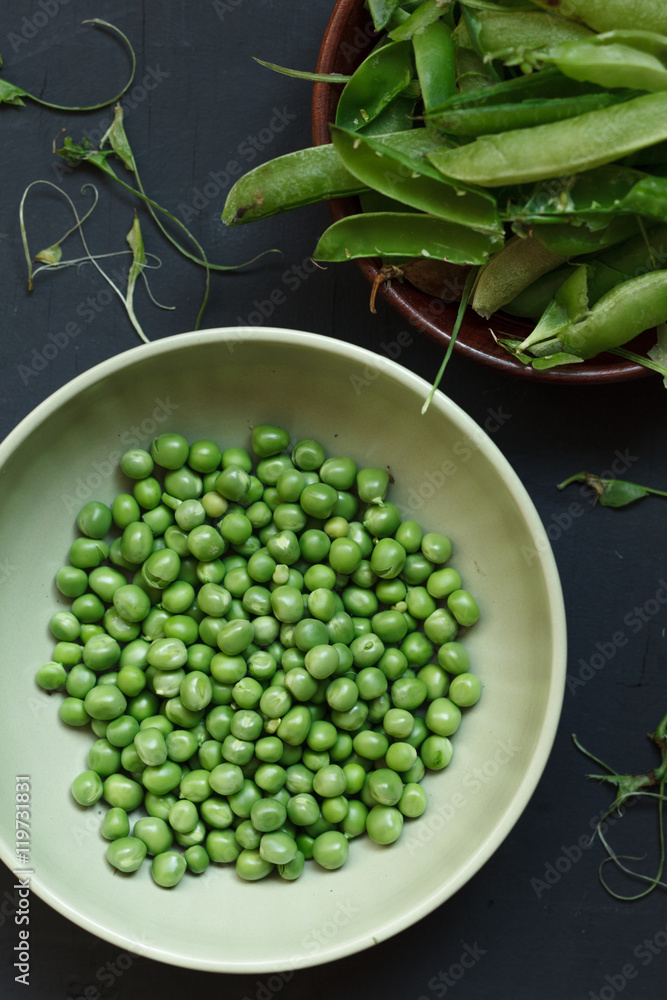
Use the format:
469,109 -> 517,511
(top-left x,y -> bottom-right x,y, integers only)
471,234 -> 566,317
526,0 -> 667,35
221,145 -> 367,225
539,31 -> 667,93
329,125 -> 503,234
519,267 -> 667,360
430,90 -> 632,135
412,18 -> 456,112
335,39 -> 414,131
312,211 -> 504,265
428,91 -> 667,186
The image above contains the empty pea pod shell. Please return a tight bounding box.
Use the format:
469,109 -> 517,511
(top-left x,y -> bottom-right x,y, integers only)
329,125 -> 502,234
428,91 -> 667,186
560,270 -> 667,359
335,39 -> 414,131
221,145 -> 367,225
542,31 -> 667,92
312,211 -> 504,264
527,0 -> 667,35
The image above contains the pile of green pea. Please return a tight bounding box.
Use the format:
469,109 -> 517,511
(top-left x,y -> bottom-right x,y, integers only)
37,425 -> 481,888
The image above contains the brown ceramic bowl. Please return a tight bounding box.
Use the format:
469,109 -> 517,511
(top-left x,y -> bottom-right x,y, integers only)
311,0 -> 652,383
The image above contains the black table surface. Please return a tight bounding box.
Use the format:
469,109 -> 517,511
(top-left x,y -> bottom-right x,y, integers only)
1,3 -> 667,997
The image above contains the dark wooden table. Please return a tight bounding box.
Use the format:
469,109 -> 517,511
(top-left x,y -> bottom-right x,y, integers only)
1,2 -> 666,997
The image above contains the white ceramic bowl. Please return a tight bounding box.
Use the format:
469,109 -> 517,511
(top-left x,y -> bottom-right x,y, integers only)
0,327 -> 566,972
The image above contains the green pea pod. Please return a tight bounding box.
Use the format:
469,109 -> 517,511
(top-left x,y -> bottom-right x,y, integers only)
471,234 -> 566,318
329,125 -> 502,234
543,32 -> 667,93
513,163 -> 645,220
335,40 -> 414,131
312,211 -> 504,264
429,65 -> 603,113
529,214 -> 640,256
465,7 -> 593,59
428,91 -> 667,186
431,90 -> 631,135
527,269 -> 667,359
221,145 -> 367,225
412,18 -> 456,112
388,0 -> 445,41
358,94 -> 416,136
502,266 -> 576,320
367,0 -> 402,32
527,0 -> 667,35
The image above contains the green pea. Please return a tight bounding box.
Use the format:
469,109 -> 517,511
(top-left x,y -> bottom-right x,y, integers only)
328,536 -> 363,575
182,440 -> 220,476
363,501 -> 402,538
120,521 -> 153,566
421,734 -> 454,770
400,631 -> 434,669
418,664 -> 449,702
204,830 -> 238,864
448,672 -> 482,707
236,848 -> 273,881
54,641 -> 83,666
36,661 -> 67,691
312,830 -> 349,870
353,729 -> 389,761
180,671 -> 213,712
84,685 -> 127,721
370,537 -> 406,579
141,760 -> 183,796
133,816 -> 173,856
291,438 -> 326,470
103,773 -> 144,810
87,738 -> 122,776
134,727 -> 168,766
426,567 -> 462,599
184,844 -> 211,873
260,831 -> 298,865
391,676 -> 428,711
106,714 -> 140,747
399,782 -> 428,818
165,728 -> 199,762
401,553 -> 435,585
277,705 -> 312,746
200,796 -> 234,830
101,806 -> 130,840
331,699 -> 369,733
447,589 -> 480,627
55,565 -> 89,599
299,529 -> 331,563
231,676 -> 263,709
71,769 -> 104,806
69,536 -> 109,569
107,836 -> 147,874
366,804 -> 404,845
151,850 -> 187,887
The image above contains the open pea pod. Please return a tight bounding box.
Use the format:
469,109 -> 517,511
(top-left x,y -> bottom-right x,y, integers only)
329,125 -> 502,234
388,0 -> 446,42
312,211 -> 504,264
529,215 -> 641,256
430,90 -> 633,135
539,31 -> 667,93
471,234 -> 566,318
518,266 -> 667,361
412,17 -> 456,112
367,0 -> 403,32
463,6 -> 593,59
335,39 -> 414,131
221,144 -> 367,225
428,91 -> 667,186
526,0 -> 667,35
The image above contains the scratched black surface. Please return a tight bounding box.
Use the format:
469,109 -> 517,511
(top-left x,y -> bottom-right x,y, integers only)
1,3 -> 667,998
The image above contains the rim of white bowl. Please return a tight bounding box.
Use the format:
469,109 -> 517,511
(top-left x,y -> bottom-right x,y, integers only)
0,326 -> 567,970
